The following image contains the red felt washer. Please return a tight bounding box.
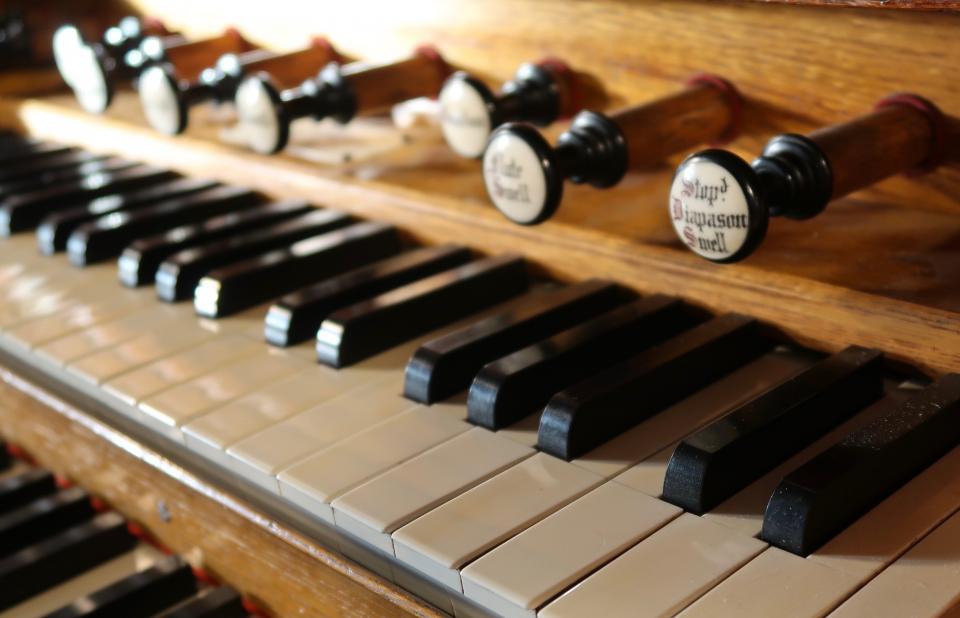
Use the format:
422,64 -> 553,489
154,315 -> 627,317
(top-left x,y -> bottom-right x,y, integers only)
875,92 -> 946,172
685,73 -> 743,145
414,44 -> 453,95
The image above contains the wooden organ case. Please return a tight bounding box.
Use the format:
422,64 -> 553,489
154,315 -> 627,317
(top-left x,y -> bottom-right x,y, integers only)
0,0 -> 959,616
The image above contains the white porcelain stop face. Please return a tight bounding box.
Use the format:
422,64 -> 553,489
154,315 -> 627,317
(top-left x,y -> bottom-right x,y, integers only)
139,65 -> 183,135
235,77 -> 283,154
483,130 -> 550,225
439,77 -> 493,158
70,46 -> 111,114
669,158 -> 752,261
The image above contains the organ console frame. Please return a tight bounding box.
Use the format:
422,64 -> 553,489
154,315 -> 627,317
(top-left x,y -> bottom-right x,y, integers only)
0,0 -> 958,616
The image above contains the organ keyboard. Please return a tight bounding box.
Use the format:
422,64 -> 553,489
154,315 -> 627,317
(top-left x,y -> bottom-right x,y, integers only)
0,1 -> 958,617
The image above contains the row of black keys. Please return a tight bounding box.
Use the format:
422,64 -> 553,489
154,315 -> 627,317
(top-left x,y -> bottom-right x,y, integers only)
3,134 -> 960,557
0,442 -> 247,616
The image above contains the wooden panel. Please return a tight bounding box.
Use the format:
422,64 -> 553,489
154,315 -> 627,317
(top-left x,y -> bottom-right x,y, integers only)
0,367 -> 442,618
0,95 -> 956,378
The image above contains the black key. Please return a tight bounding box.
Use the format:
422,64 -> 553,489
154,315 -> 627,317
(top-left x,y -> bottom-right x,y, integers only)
0,442 -> 8,471
119,200 -> 313,287
153,586 -> 246,618
265,244 -> 472,347
538,314 -> 770,461
0,511 -> 136,611
0,486 -> 95,556
761,373 -> 960,556
0,156 -> 136,200
67,186 -> 263,266
405,279 -> 632,405
155,208 -> 353,302
317,254 -> 529,368
663,346 -> 885,515
37,177 -> 221,254
0,141 -> 70,167
0,149 -> 103,185
194,221 -> 401,318
0,165 -> 178,234
467,295 -> 696,430
44,554 -> 197,618
0,468 -> 56,514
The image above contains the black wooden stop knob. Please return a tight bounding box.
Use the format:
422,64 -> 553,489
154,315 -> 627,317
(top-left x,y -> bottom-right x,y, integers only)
438,58 -> 581,158
235,45 -> 450,154
483,74 -> 741,225
139,38 -> 340,136
670,94 -> 946,263
53,16 -> 172,114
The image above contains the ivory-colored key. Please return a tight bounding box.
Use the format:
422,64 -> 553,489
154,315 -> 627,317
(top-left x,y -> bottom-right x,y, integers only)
223,379 -> 421,491
332,428 -> 533,554
182,333 -> 432,466
0,234 -> 40,261
830,508 -> 960,618
539,513 -> 767,618
227,301 -> 526,490
393,453 -> 601,592
5,289 -> 153,350
0,544 -> 163,618
277,402 -> 471,515
674,442 -> 960,617
460,482 -> 681,618
35,305 -> 185,366
102,334 -> 261,406
181,366 -> 387,466
137,348 -> 309,441
0,268 -> 124,330
571,350 -> 808,479
68,324 -> 215,385
678,547 -> 859,618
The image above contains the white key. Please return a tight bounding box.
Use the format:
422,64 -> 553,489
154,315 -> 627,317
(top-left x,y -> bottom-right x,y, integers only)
539,513 -> 767,618
137,349 -> 308,441
570,351 -> 809,479
5,288 -> 153,350
227,302 -> 524,492
68,324 -> 215,385
676,441 -> 960,617
830,508 -> 960,618
332,428 -> 533,554
0,234 -> 40,262
0,268 -> 123,330
0,544 -> 163,618
393,452 -> 601,592
35,305 -> 184,366
224,379 -> 421,491
102,335 -> 261,406
277,402 -> 470,515
177,364 -> 367,465
460,482 -> 681,618
181,339 -> 422,466
678,547 -> 859,618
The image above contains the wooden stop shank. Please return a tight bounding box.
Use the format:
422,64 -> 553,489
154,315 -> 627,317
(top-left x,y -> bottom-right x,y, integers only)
345,53 -> 448,114
613,82 -> 735,169
163,30 -> 252,81
237,43 -> 341,87
809,103 -> 934,200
